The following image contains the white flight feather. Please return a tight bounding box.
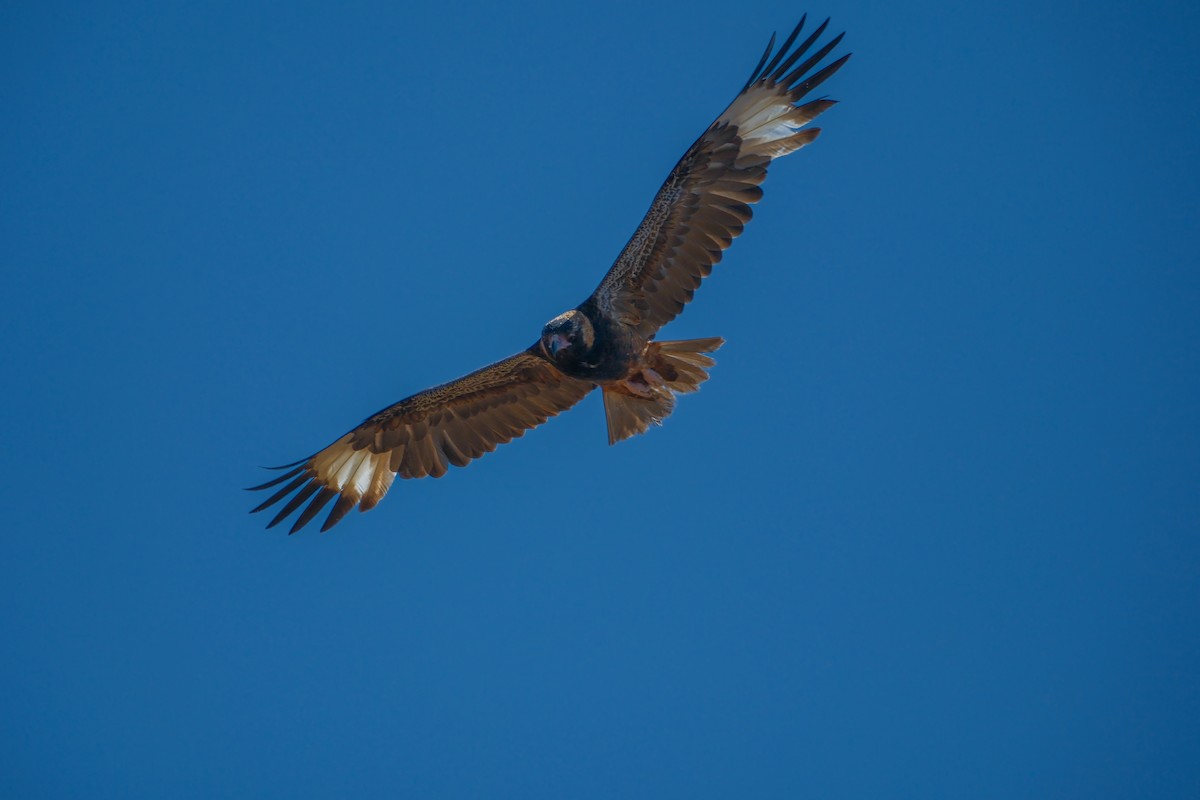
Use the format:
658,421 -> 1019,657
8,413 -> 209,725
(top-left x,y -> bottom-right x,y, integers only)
311,435 -> 355,482
719,86 -> 814,149
348,451 -> 384,498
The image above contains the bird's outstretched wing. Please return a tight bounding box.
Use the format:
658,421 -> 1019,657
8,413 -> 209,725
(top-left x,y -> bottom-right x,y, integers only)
590,16 -> 849,337
248,350 -> 593,533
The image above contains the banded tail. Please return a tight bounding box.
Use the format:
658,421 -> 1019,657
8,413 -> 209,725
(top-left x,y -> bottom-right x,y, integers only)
602,337 -> 724,445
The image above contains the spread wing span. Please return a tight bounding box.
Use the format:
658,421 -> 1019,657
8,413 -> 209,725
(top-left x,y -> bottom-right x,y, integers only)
591,16 -> 849,336
248,351 -> 594,533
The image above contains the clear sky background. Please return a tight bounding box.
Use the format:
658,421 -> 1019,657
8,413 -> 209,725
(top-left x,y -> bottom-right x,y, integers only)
3,1 -> 1198,797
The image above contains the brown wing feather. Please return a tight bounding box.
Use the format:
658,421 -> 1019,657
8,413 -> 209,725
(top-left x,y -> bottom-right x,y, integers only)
591,17 -> 850,337
248,349 -> 593,533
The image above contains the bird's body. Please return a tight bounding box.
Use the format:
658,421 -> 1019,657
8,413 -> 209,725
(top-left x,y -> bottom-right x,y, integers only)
250,15 -> 849,533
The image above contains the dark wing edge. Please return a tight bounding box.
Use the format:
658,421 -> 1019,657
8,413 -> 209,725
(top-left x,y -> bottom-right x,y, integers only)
590,17 -> 850,336
247,349 -> 594,534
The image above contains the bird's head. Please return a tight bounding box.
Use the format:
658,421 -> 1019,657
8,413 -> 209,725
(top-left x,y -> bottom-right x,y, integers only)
540,310 -> 594,365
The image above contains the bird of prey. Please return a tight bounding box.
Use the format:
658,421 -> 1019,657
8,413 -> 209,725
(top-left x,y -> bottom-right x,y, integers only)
250,16 -> 849,533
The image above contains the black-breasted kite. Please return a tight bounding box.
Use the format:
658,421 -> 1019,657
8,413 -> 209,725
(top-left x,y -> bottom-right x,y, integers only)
250,16 -> 849,532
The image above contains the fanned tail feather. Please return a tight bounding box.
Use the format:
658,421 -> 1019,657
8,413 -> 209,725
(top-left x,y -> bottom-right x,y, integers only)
603,337 -> 724,445
653,337 -> 723,393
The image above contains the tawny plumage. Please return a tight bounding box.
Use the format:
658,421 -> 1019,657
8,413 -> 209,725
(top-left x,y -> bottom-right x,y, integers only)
249,15 -> 849,533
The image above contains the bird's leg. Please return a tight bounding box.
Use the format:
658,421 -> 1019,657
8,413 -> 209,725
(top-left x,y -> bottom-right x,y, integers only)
621,367 -> 668,399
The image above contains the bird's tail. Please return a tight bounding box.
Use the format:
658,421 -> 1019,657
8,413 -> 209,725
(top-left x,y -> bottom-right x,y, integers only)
602,337 -> 724,445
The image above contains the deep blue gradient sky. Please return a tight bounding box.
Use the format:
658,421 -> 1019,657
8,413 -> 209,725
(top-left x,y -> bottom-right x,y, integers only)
3,1 -> 1198,797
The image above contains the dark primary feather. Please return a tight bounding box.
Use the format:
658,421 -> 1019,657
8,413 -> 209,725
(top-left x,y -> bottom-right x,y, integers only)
757,16 -> 806,82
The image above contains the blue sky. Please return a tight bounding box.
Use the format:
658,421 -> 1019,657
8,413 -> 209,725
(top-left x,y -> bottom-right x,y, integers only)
3,1 -> 1198,797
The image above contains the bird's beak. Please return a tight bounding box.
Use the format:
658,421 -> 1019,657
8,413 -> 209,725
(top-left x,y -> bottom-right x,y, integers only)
547,334 -> 568,357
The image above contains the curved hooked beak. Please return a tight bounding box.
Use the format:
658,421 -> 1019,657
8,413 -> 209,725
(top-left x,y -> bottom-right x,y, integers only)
546,333 -> 569,358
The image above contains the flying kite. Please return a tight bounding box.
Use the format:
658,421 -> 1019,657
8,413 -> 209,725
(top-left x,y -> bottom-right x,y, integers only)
250,16 -> 849,532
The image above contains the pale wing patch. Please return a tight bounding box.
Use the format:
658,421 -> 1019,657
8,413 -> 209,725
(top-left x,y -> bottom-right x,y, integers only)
718,86 -> 834,160
718,89 -> 795,140
310,435 -> 396,513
